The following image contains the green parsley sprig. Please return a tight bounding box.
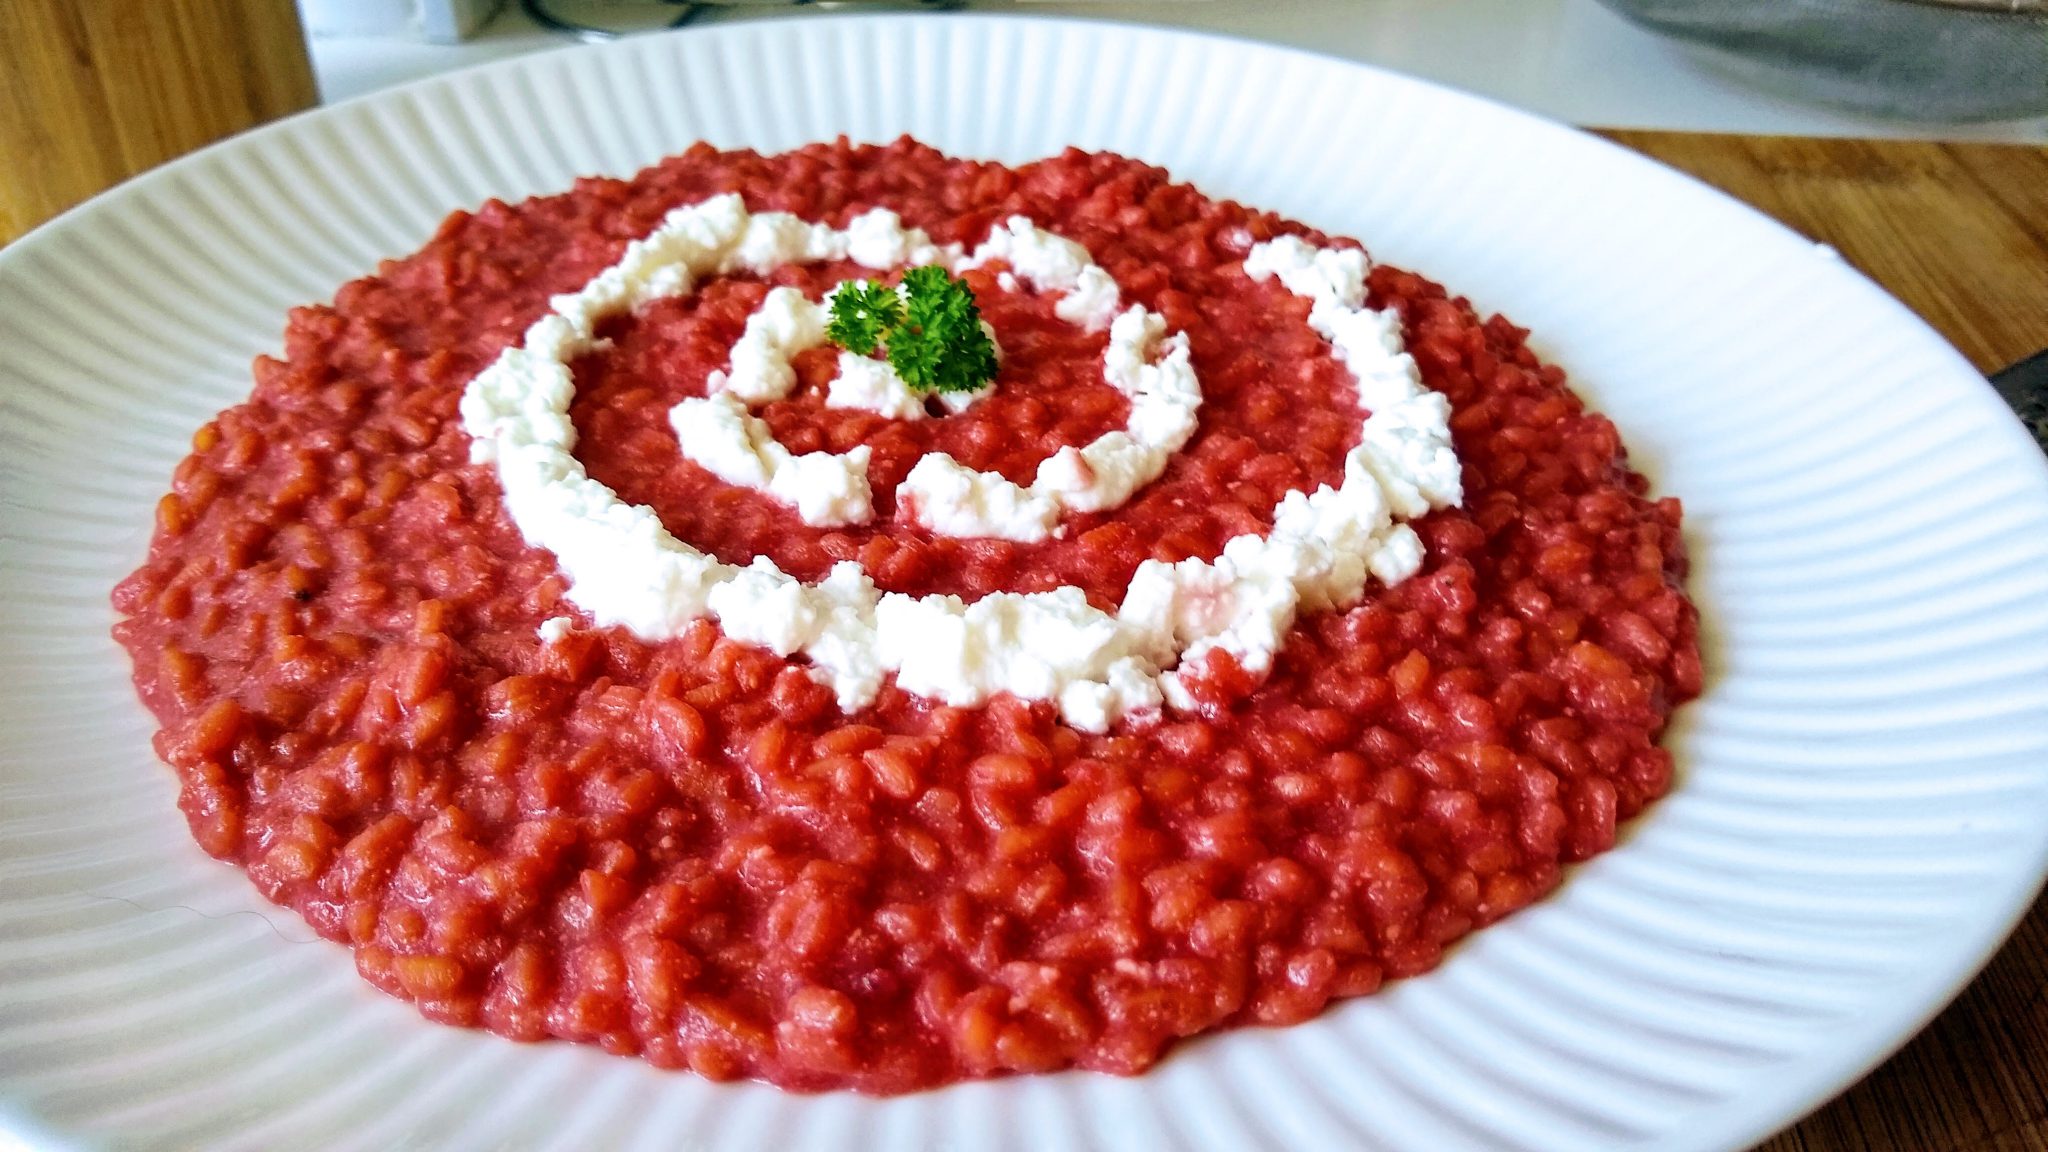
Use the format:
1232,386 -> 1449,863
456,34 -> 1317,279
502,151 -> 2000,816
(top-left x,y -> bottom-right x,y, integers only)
827,267 -> 998,395
824,279 -> 902,356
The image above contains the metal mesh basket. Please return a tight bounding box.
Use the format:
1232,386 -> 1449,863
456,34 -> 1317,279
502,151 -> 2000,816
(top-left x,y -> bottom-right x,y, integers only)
1594,0 -> 2048,121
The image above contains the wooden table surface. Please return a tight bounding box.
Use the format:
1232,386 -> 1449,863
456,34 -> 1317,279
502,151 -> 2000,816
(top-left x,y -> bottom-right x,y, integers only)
1598,130 -> 2048,1152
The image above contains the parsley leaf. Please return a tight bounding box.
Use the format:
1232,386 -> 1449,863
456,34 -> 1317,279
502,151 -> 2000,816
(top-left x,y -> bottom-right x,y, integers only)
825,266 -> 998,395
825,279 -> 903,356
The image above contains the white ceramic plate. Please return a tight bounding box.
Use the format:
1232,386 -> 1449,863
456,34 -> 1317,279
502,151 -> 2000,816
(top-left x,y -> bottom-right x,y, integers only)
4,15 -> 2047,1152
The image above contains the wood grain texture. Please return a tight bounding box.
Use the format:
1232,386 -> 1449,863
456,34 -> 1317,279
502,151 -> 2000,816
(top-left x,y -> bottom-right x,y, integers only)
0,0 -> 317,244
1598,131 -> 2048,376
1599,129 -> 2048,1152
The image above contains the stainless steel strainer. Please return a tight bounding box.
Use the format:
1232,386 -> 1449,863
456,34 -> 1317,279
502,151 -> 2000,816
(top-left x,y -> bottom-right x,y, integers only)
1594,0 -> 2048,121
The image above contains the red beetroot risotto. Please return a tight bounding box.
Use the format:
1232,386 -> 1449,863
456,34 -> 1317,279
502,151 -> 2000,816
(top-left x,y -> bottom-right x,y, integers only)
113,138 -> 1700,1093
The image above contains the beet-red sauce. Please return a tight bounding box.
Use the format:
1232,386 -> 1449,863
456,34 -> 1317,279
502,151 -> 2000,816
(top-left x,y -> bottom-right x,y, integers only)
112,139 -> 1701,1093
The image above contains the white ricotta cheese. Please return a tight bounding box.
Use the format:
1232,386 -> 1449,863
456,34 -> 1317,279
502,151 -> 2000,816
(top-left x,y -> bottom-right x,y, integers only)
705,286 -> 827,403
705,557 -> 824,656
874,586 -> 1149,711
962,216 -> 1126,332
898,453 -> 1060,542
823,346 -> 991,422
795,562 -> 889,710
1109,235 -> 1464,698
824,352 -> 927,420
678,213 -> 1207,543
461,197 -> 1462,733
896,299 -> 1202,540
842,207 -> 956,271
1056,265 -> 1123,331
669,392 -> 874,527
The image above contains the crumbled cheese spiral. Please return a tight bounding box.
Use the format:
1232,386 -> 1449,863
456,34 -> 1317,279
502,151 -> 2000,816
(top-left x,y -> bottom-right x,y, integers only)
460,195 -> 1462,731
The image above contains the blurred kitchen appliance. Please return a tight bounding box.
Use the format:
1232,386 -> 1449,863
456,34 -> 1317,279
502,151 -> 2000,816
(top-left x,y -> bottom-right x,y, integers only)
518,0 -> 963,39
300,0 -> 506,42
1594,0 -> 2048,121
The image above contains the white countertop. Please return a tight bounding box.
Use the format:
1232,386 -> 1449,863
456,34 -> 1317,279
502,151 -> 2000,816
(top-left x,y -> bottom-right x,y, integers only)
307,0 -> 2048,143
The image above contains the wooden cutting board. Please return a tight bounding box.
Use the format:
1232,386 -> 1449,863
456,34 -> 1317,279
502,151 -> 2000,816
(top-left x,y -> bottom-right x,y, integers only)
1603,132 -> 2048,378
0,0 -> 316,244
1599,130 -> 2048,1152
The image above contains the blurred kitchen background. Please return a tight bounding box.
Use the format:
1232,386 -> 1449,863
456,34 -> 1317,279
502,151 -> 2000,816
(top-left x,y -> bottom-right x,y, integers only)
5,0 -> 2042,244
301,0 -> 2048,141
